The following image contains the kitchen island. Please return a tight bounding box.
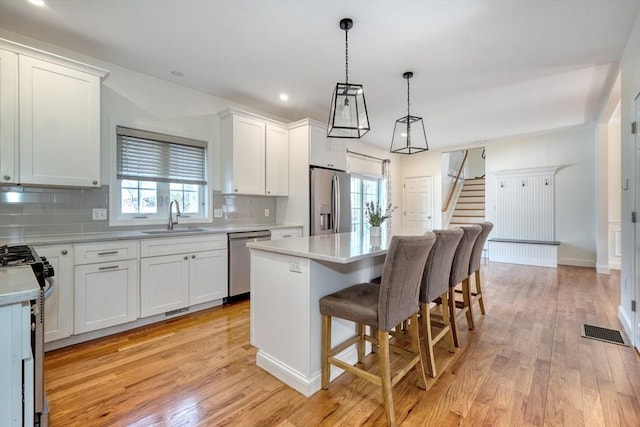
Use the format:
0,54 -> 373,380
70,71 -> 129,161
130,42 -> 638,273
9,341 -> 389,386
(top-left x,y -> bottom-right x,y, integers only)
247,231 -> 392,397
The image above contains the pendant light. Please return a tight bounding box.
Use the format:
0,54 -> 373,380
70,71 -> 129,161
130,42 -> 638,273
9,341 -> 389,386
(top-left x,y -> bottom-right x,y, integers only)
327,18 -> 370,139
390,71 -> 428,154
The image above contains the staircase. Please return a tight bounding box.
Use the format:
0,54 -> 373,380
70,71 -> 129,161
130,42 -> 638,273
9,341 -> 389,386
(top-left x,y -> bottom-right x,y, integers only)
449,178 -> 485,226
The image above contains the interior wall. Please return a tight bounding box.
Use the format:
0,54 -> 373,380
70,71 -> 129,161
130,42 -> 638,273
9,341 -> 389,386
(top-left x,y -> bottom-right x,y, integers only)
608,102 -> 622,270
464,147 -> 486,179
484,126 -> 597,267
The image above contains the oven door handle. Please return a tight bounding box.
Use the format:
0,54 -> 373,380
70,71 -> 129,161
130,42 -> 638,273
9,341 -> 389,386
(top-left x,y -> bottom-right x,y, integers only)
44,277 -> 56,300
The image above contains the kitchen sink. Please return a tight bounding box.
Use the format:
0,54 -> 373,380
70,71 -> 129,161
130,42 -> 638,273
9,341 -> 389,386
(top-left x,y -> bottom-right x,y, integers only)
142,228 -> 207,234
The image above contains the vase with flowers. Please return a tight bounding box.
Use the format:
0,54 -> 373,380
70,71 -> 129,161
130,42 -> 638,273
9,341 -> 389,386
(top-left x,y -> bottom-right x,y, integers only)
365,201 -> 397,237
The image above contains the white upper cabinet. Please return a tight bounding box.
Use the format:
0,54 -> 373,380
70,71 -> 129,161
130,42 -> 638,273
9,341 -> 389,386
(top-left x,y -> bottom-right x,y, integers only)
309,123 -> 347,171
220,109 -> 289,196
265,123 -> 289,196
0,49 -> 17,184
0,39 -> 108,187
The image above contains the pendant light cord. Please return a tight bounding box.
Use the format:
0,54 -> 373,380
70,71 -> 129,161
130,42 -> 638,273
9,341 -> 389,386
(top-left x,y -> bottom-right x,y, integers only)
407,75 -> 410,117
344,28 -> 349,84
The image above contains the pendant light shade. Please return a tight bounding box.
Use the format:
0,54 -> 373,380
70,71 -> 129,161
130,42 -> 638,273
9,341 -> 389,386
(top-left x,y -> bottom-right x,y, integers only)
390,72 -> 428,155
327,18 -> 370,139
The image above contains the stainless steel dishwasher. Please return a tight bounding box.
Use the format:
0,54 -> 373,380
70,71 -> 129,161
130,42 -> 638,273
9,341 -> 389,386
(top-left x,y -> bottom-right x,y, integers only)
227,230 -> 271,301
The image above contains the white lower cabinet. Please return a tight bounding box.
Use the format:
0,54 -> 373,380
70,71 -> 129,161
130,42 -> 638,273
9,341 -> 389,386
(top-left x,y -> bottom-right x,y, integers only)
140,254 -> 190,317
74,241 -> 139,334
34,245 -> 73,343
140,235 -> 227,318
189,249 -> 227,305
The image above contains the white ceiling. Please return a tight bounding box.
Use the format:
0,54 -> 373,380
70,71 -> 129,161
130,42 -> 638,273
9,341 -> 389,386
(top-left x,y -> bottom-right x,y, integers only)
1,0 -> 639,150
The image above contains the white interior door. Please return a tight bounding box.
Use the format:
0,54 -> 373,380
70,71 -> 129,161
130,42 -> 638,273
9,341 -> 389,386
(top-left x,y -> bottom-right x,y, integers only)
403,176 -> 433,234
634,93 -> 640,349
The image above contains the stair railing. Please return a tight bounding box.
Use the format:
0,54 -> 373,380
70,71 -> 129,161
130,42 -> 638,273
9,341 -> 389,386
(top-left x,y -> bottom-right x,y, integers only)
442,149 -> 469,212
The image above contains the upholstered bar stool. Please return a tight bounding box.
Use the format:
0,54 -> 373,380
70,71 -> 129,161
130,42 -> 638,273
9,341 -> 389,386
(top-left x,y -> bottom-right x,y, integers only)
448,224 -> 482,347
420,228 -> 463,377
319,234 -> 436,427
467,222 -> 494,318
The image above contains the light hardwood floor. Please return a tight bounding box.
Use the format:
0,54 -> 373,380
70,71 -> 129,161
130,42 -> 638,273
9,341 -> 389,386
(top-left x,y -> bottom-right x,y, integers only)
45,263 -> 640,426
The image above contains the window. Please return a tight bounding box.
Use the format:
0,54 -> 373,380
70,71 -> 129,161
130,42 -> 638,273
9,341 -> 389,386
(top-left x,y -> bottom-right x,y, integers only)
351,174 -> 383,234
115,126 -> 208,223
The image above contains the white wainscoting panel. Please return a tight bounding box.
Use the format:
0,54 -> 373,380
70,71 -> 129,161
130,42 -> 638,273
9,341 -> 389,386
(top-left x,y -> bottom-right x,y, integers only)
491,167 -> 559,267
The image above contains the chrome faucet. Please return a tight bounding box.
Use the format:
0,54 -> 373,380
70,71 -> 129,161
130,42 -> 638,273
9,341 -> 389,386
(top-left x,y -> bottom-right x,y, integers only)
168,199 -> 181,230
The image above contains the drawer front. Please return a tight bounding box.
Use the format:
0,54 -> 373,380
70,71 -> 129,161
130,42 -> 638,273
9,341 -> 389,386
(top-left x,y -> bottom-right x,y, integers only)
270,227 -> 302,240
74,240 -> 138,265
140,234 -> 227,257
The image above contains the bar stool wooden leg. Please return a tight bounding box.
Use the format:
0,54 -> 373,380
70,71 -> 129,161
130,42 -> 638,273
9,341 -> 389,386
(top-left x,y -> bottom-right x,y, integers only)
408,313 -> 427,390
421,302 -> 437,377
378,330 -> 396,427
357,323 -> 365,364
462,278 -> 475,330
321,314 -> 331,389
440,292 -> 456,354
475,270 -> 485,314
448,287 -> 460,347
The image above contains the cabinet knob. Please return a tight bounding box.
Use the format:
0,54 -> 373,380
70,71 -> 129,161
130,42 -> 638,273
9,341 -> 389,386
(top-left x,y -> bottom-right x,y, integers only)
3,175 -> 10,181
183,256 -> 188,260
234,189 -> 238,192
61,250 -> 68,255
92,180 -> 98,185
191,254 -> 196,259
267,191 -> 270,194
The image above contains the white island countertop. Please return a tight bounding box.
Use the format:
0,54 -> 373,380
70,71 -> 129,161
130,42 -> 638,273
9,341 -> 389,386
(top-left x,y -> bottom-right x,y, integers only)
247,231 -> 393,264
0,266 -> 40,307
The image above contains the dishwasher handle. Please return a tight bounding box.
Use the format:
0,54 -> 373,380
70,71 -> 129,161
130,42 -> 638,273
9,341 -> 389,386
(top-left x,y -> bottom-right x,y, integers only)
228,230 -> 271,240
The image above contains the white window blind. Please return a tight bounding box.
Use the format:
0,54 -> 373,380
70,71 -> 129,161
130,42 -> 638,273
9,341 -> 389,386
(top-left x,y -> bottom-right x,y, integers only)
117,126 -> 207,185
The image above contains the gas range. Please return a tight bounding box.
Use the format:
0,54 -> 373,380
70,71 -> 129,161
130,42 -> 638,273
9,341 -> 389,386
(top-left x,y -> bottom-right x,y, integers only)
0,244 -> 54,426
0,244 -> 54,286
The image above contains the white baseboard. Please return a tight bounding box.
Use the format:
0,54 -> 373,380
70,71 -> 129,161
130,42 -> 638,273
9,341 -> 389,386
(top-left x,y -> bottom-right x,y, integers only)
596,264 -> 610,274
618,305 -> 633,346
256,344 -> 361,397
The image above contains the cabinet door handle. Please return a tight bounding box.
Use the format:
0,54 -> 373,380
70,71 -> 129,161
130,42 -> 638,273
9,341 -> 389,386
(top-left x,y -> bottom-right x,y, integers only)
184,256 -> 188,260
98,265 -> 119,271
61,250 -> 68,255
98,251 -> 119,256
283,234 -> 292,238
191,255 -> 196,259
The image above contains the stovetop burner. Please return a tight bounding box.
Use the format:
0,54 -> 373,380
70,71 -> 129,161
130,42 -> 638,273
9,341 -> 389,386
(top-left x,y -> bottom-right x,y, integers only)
0,244 -> 39,267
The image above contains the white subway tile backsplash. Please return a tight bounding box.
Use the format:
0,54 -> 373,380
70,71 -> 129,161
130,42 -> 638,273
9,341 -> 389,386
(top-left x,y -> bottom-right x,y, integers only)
0,186 -> 277,238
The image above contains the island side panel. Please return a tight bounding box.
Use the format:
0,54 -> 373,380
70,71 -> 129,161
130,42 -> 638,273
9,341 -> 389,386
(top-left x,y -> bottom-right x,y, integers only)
250,247 -> 385,397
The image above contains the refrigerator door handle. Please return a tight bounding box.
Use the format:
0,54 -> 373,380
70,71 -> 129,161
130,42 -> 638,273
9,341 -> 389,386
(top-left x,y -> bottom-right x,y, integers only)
330,175 -> 336,233
334,175 -> 340,233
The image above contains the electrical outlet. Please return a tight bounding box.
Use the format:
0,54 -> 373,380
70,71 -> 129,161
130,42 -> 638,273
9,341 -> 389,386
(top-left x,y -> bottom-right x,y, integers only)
289,261 -> 302,273
264,209 -> 270,217
92,208 -> 107,220
214,208 -> 223,218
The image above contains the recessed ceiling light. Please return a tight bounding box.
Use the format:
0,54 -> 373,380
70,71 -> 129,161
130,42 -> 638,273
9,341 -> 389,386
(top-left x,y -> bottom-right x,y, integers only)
279,93 -> 289,102
29,0 -> 46,6
171,70 -> 183,77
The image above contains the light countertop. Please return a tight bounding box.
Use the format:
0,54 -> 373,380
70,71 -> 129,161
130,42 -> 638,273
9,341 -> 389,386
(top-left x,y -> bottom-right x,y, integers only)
0,266 -> 41,306
247,231 -> 392,264
0,224 -> 303,246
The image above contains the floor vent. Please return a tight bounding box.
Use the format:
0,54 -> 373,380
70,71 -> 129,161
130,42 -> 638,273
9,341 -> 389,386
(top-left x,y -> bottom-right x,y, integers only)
580,324 -> 630,346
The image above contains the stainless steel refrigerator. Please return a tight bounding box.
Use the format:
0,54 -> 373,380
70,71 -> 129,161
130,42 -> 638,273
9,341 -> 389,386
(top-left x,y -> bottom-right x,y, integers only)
310,167 -> 351,235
